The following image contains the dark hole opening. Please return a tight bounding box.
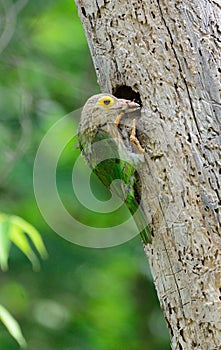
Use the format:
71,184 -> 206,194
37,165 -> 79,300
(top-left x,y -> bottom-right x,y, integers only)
113,86 -> 142,106
81,7 -> 86,17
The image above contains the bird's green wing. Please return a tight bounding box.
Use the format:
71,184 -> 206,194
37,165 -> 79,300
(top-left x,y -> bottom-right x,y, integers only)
90,130 -> 151,244
90,129 -> 133,198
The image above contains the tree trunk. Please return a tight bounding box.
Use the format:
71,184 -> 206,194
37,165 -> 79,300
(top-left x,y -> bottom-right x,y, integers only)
75,0 -> 221,348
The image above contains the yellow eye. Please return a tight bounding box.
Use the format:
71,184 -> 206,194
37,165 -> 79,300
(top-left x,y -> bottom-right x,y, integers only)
96,96 -> 115,108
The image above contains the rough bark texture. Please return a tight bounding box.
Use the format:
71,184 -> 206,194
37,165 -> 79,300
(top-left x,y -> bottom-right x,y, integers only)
75,1 -> 221,349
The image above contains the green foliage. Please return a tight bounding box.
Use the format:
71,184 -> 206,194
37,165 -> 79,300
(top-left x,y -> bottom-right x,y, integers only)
0,305 -> 26,349
0,213 -> 47,348
0,1 -> 170,349
0,213 -> 47,271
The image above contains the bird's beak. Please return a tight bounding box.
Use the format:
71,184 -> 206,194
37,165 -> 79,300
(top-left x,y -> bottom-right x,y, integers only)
118,99 -> 140,113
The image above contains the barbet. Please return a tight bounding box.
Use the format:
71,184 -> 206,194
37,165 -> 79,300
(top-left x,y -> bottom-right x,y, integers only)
78,93 -> 151,244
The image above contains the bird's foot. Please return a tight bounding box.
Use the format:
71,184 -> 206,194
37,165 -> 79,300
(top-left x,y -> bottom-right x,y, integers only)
130,119 -> 145,154
114,112 -> 124,126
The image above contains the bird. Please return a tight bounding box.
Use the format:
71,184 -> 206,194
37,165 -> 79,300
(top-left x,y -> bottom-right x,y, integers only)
78,93 -> 151,244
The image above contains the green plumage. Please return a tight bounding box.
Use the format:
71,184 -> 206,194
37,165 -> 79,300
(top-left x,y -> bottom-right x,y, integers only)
78,93 -> 151,244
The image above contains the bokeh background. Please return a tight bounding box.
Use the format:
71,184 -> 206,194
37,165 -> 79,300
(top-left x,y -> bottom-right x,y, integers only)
0,1 -> 170,349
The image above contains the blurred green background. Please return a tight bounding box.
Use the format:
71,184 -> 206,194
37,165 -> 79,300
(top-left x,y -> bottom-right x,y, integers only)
0,1 -> 170,349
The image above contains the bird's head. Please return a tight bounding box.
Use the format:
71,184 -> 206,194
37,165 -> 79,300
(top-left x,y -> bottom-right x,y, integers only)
78,93 -> 140,145
81,93 -> 140,124
95,94 -> 140,113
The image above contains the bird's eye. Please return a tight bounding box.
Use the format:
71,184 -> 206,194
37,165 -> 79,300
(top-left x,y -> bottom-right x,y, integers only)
96,95 -> 115,108
103,99 -> 111,105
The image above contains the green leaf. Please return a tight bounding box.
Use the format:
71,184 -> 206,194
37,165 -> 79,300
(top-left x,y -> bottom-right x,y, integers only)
0,213 -> 47,271
11,216 -> 48,260
0,216 -> 11,271
0,304 -> 27,349
9,225 -> 40,272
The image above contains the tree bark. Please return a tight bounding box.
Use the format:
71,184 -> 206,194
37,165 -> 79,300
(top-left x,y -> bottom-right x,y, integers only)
75,0 -> 221,348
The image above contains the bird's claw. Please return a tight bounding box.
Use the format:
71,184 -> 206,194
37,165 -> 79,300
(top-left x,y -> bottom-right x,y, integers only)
114,111 -> 124,126
130,119 -> 145,154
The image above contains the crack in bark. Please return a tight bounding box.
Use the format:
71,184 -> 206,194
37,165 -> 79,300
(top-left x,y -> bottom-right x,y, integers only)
157,201 -> 185,315
156,0 -> 202,138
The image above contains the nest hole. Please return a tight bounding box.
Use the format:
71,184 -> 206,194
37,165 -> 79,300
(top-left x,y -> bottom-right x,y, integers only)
113,86 -> 142,106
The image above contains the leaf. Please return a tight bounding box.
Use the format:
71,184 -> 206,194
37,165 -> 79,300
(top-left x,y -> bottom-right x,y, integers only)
0,216 -> 11,271
10,216 -> 48,260
0,213 -> 48,271
0,304 -> 27,349
9,225 -> 40,272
